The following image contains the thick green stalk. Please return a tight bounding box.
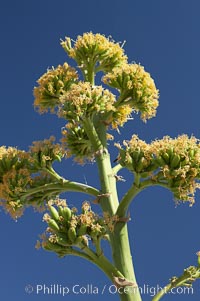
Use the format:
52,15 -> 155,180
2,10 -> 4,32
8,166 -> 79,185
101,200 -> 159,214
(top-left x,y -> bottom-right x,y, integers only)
96,150 -> 119,214
111,224 -> 141,301
83,73 -> 142,301
82,119 -> 118,214
96,139 -> 142,300
84,122 -> 142,301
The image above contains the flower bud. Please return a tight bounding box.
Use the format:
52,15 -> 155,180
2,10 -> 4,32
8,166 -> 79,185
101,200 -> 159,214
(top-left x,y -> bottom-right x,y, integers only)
56,233 -> 70,247
77,224 -> 88,236
170,154 -> 180,169
49,205 -> 60,221
68,227 -> 77,243
48,219 -> 60,232
161,152 -> 170,164
62,206 -> 72,221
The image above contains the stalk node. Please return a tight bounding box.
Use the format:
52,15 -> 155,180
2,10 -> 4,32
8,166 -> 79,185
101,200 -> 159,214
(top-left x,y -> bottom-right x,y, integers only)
114,174 -> 126,182
117,212 -> 131,223
113,275 -> 138,288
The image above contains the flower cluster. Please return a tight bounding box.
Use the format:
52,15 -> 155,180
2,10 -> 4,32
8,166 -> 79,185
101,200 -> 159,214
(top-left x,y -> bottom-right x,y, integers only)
110,105 -> 133,129
0,168 -> 32,219
32,34 -> 160,164
116,135 -> 200,204
30,136 -> 64,170
151,135 -> 200,204
30,136 -> 64,169
38,199 -> 107,257
61,123 -> 94,163
0,146 -> 32,218
0,141 -> 65,218
0,146 -> 30,176
115,135 -> 155,176
103,64 -> 159,121
59,82 -> 115,122
61,32 -> 127,74
34,63 -> 78,113
169,265 -> 200,289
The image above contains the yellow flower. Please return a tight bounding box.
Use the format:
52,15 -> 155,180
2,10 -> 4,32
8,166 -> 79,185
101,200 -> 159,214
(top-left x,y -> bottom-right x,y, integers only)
103,63 -> 159,122
150,135 -> 200,205
0,146 -> 31,181
116,134 -> 200,205
111,105 -> 133,129
0,146 -> 28,161
59,82 -> 116,121
115,135 -> 153,173
34,63 -> 78,113
30,136 -> 64,167
0,168 -> 32,218
61,32 -> 127,73
151,135 -> 199,158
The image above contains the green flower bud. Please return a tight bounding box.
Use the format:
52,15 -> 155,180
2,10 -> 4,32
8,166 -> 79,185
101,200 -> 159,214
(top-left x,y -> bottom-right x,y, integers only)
68,227 -> 77,243
61,207 -> 72,221
189,149 -> 195,159
170,154 -> 180,169
43,240 -> 64,252
49,205 -> 60,221
77,224 -> 88,236
162,152 -> 170,164
61,123 -> 94,162
56,233 -> 70,247
155,156 -> 166,167
48,219 -> 60,232
74,236 -> 84,245
131,150 -> 141,163
166,147 -> 174,158
136,157 -> 148,172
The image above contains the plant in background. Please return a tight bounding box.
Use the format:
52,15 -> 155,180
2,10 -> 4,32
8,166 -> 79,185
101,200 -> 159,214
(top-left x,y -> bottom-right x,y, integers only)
1,32 -> 200,301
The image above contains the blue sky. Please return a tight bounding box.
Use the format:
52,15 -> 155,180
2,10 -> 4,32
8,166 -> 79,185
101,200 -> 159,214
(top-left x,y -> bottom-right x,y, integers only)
0,1 -> 200,300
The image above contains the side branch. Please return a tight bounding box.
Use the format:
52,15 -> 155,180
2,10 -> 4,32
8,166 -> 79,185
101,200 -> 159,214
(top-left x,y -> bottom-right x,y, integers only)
116,176 -> 170,217
21,180 -> 99,202
152,264 -> 200,301
116,183 -> 141,217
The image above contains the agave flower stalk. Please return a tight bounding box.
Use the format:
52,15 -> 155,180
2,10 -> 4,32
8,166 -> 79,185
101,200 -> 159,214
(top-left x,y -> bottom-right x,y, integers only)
1,33 -> 200,301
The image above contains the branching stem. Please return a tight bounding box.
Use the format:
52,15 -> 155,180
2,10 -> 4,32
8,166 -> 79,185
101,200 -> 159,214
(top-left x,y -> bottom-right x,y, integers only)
21,180 -> 99,202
